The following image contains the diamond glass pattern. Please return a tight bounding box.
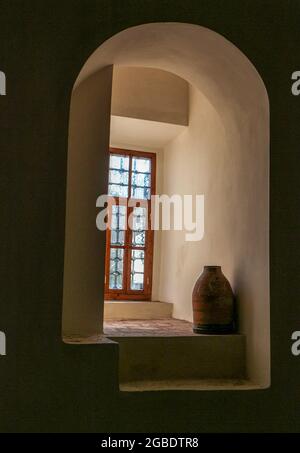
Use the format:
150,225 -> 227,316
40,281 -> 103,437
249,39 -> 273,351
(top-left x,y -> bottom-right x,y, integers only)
131,207 -> 147,247
109,248 -> 124,290
131,157 -> 151,200
108,154 -> 129,198
130,250 -> 145,290
110,205 -> 126,246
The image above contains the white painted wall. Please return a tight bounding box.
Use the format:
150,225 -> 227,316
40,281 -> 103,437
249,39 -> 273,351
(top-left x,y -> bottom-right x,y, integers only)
63,67 -> 112,337
158,84 -> 269,385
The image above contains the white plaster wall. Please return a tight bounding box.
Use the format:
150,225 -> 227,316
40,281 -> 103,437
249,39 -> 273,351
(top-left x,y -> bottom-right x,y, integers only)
63,67 -> 112,336
159,84 -> 269,385
111,66 -> 189,125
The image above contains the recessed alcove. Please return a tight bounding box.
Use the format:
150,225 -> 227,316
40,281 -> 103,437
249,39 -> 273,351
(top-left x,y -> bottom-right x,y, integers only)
62,22 -> 270,391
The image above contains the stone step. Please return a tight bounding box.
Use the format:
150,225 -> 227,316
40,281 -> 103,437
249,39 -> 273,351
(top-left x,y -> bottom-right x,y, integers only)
107,334 -> 246,386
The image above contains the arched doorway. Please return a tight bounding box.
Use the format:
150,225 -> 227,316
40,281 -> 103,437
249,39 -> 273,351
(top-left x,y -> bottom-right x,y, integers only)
62,23 -> 270,387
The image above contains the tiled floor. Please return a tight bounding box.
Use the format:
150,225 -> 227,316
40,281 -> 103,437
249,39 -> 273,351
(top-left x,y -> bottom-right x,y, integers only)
104,318 -> 195,337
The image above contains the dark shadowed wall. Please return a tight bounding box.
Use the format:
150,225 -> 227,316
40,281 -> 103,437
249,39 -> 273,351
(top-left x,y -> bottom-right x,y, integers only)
0,0 -> 300,432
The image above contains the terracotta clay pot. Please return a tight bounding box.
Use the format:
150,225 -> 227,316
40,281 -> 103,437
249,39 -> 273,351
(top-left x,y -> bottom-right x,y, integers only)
192,266 -> 235,334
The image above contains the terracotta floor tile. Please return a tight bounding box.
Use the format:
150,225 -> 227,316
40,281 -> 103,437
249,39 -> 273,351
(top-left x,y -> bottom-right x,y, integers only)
104,318 -> 195,337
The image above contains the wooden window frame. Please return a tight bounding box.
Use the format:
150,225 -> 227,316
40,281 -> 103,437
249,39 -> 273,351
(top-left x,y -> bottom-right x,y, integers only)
104,147 -> 156,301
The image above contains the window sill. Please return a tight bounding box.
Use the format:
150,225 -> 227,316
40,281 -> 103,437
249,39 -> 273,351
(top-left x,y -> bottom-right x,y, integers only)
104,300 -> 173,320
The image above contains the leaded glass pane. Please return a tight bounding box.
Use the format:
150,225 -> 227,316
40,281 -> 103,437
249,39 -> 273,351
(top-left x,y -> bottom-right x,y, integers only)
132,172 -> 151,188
131,157 -> 151,200
109,169 -> 129,185
109,248 -> 124,290
132,157 -> 150,173
130,250 -> 145,290
110,205 -> 126,246
108,183 -> 128,198
131,207 -> 147,247
109,154 -> 129,171
108,154 -> 129,198
132,231 -> 145,247
131,186 -> 151,200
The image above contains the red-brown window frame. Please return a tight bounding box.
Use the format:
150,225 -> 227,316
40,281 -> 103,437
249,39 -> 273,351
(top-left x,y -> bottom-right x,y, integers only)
104,147 -> 156,301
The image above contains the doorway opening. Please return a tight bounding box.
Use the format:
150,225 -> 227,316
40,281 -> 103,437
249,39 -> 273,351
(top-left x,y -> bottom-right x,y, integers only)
105,148 -> 156,300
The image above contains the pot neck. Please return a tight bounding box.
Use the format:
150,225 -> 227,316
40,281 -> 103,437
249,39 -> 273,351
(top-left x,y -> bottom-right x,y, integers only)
204,266 -> 222,272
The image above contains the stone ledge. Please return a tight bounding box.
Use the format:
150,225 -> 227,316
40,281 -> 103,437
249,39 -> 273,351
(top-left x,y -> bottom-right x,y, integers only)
120,379 -> 262,392
63,319 -> 247,392
63,334 -> 117,345
104,301 -> 173,320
